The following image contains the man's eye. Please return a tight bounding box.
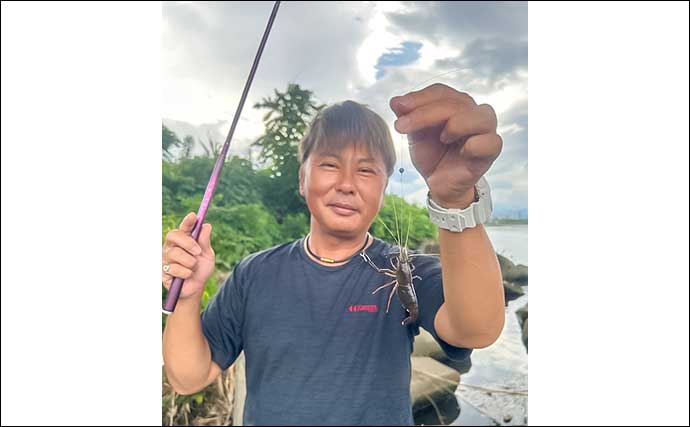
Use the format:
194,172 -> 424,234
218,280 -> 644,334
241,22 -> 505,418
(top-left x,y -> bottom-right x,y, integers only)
360,169 -> 375,174
321,163 -> 336,168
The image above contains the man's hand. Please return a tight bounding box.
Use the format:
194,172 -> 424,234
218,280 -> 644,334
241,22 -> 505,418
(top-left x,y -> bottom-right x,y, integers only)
390,83 -> 502,209
162,212 -> 215,299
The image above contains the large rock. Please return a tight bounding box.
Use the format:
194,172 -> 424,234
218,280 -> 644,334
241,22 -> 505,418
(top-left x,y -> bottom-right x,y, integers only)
411,356 -> 461,422
412,328 -> 445,359
516,304 -> 528,351
497,254 -> 528,284
412,329 -> 472,374
505,264 -> 528,284
497,253 -> 513,269
503,280 -> 525,302
516,303 -> 528,326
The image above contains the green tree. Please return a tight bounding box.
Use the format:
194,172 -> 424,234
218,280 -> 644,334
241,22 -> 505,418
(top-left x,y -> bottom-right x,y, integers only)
205,204 -> 282,270
163,156 -> 262,216
252,84 -> 324,221
370,194 -> 437,250
279,212 -> 310,241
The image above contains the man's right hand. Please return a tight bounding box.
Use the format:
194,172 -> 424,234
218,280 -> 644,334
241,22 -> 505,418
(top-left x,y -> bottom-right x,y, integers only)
162,212 -> 215,299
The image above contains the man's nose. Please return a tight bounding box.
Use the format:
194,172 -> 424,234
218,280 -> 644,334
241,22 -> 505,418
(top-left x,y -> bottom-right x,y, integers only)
335,170 -> 356,194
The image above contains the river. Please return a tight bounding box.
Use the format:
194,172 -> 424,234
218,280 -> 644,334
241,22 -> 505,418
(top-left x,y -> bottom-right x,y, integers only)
485,224 -> 528,265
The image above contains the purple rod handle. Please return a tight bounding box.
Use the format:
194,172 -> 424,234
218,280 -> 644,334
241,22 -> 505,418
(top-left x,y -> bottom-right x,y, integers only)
163,0 -> 281,314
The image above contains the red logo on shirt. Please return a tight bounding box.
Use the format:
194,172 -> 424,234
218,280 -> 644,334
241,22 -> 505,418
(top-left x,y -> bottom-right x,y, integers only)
348,304 -> 378,313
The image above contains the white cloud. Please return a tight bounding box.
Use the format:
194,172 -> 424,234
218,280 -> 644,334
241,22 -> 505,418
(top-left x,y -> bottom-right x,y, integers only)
356,2 -> 405,84
162,1 -> 527,214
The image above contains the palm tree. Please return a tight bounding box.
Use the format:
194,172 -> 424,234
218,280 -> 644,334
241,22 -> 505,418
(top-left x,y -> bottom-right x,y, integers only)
180,135 -> 195,160
162,125 -> 181,161
200,132 -> 222,158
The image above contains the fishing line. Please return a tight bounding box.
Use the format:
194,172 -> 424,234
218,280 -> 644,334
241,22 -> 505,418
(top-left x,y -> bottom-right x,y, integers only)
387,67 -> 473,101
385,67 -> 473,250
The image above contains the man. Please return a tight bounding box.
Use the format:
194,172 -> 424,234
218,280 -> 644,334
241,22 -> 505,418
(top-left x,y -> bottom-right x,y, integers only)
162,83 -> 505,425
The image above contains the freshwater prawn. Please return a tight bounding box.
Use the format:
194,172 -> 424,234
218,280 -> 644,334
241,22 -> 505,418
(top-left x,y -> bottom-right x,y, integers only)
360,165 -> 438,327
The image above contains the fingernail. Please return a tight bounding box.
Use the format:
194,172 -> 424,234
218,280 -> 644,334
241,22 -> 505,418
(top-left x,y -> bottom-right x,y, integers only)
396,116 -> 410,132
194,245 -> 202,255
395,96 -> 410,108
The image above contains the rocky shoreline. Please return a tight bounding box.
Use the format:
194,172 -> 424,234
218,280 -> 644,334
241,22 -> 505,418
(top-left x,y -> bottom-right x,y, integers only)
409,253 -> 528,425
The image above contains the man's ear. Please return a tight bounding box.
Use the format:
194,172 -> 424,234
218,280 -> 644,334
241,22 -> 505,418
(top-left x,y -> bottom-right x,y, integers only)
298,164 -> 305,197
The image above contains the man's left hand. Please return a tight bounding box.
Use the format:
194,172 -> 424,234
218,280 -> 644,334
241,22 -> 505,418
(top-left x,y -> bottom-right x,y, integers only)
390,83 -> 502,209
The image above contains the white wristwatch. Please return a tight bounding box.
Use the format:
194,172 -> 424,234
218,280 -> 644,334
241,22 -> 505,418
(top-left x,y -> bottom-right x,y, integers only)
426,176 -> 493,232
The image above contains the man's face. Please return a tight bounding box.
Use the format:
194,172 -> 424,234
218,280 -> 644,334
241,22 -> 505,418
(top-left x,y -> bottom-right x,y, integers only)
299,143 -> 388,238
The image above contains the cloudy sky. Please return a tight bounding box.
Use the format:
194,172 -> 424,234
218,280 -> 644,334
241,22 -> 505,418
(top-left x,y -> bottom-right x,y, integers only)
162,1 -> 527,215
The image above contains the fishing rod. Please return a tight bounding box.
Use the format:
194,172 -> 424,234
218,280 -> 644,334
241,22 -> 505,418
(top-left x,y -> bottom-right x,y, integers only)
163,1 -> 281,314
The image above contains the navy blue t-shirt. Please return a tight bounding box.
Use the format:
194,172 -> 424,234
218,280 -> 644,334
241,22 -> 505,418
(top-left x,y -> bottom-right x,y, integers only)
201,236 -> 471,426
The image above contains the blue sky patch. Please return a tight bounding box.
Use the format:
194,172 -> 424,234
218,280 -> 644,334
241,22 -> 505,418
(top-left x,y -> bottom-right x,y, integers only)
375,41 -> 423,80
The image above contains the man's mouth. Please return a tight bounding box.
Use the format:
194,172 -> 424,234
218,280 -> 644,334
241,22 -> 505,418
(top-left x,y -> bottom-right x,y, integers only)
328,202 -> 358,216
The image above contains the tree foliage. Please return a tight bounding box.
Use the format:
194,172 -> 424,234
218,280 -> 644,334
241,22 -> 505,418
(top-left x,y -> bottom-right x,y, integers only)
252,84 -> 324,221
370,194 -> 437,249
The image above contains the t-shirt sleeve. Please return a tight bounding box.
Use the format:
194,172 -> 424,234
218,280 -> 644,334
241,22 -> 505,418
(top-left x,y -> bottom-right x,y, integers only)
200,260 -> 248,370
414,256 -> 473,361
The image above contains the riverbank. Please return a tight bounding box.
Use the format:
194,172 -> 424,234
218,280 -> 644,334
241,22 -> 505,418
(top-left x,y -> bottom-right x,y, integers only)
410,250 -> 529,426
